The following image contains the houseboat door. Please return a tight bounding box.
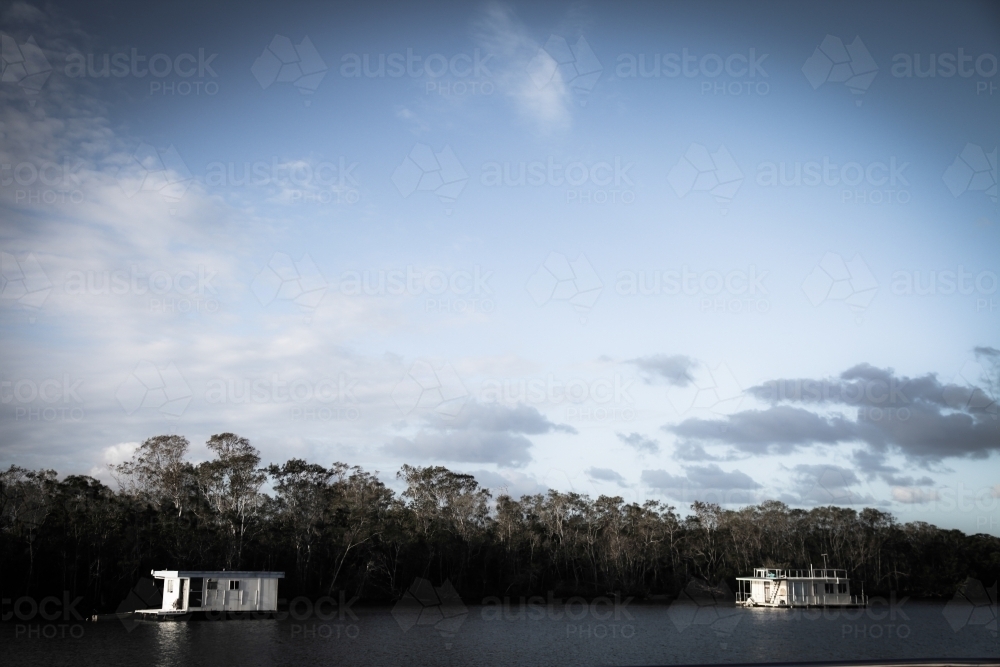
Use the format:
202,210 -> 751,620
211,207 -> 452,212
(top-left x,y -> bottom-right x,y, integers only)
791,581 -> 805,603
175,579 -> 187,610
189,577 -> 203,608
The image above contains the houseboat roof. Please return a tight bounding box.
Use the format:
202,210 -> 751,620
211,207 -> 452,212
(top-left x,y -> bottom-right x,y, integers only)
151,570 -> 285,578
737,568 -> 848,579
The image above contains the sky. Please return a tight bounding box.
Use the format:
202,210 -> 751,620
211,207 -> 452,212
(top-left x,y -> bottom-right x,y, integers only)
0,0 -> 998,534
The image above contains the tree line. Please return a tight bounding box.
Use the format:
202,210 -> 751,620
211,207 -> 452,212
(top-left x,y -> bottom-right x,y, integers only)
1,433 -> 998,616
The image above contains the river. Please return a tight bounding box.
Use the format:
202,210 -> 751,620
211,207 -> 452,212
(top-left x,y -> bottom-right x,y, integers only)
3,600 -> 997,666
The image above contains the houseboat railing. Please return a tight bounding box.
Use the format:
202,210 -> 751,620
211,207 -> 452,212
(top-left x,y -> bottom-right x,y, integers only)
751,568 -> 848,579
735,591 -> 869,606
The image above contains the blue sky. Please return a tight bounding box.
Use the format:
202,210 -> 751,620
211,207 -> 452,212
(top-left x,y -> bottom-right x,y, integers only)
1,0 -> 998,533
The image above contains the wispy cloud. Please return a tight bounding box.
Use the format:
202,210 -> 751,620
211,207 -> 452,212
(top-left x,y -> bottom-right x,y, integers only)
473,3 -> 572,131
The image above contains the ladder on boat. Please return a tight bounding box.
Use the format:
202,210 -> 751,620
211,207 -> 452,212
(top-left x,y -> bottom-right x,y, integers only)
768,581 -> 782,605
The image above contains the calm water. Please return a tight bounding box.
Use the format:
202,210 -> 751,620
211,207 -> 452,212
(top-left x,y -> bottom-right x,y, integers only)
4,601 -> 997,666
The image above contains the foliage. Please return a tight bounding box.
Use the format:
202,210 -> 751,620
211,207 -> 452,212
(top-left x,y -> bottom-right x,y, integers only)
1,433 -> 998,614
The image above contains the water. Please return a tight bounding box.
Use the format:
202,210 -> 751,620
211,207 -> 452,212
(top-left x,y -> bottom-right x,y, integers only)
4,602 -> 997,666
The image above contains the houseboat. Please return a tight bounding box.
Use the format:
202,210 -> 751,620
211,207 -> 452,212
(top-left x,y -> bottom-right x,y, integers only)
736,566 -> 867,608
136,570 -> 284,619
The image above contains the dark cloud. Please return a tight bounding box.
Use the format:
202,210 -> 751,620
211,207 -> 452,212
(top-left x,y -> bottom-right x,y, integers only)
785,464 -> 878,506
387,402 -> 576,468
851,449 -> 934,487
676,364 -> 1000,463
424,402 -> 577,435
617,431 -> 660,454
672,441 -> 720,461
628,354 -> 697,387
586,467 -> 628,487
668,405 -> 857,455
386,431 -> 533,468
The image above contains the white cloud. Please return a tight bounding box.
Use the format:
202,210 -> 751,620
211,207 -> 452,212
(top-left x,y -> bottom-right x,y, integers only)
474,3 -> 572,131
892,487 -> 941,504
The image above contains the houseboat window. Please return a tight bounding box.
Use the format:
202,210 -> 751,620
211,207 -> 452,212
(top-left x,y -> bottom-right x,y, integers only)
167,580 -> 173,593
838,583 -> 848,594
824,583 -> 835,594
229,580 -> 240,590
207,579 -> 217,590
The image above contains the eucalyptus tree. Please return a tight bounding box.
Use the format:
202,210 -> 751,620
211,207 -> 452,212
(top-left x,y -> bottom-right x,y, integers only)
266,459 -> 334,583
325,463 -> 393,596
197,433 -> 266,568
110,435 -> 192,516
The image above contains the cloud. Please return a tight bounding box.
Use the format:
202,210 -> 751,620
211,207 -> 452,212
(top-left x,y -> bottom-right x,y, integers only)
386,402 -> 576,468
668,405 -> 857,455
586,467 -> 628,487
641,464 -> 760,503
785,464 -> 878,506
974,346 -> 1000,360
101,441 -> 139,465
851,449 -> 934,487
676,363 -> 1000,463
892,487 -> 941,504
473,3 -> 572,131
387,431 -> 533,468
467,469 -> 549,498
424,402 -> 577,435
617,431 -> 659,454
629,354 -> 697,387
673,441 -> 720,461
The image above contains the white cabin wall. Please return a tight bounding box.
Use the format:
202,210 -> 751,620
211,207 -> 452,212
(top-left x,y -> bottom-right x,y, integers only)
161,578 -> 182,611
262,579 -> 278,611
202,579 -> 224,611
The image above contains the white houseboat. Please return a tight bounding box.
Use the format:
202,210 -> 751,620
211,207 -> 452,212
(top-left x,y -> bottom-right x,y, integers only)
136,570 -> 284,618
736,566 -> 867,608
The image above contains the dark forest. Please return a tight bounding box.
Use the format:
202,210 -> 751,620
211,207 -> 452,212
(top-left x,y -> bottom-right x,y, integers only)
2,433 -> 998,616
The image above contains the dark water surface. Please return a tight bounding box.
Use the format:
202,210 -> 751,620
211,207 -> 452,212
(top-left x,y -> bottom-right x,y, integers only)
4,602 -> 997,666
